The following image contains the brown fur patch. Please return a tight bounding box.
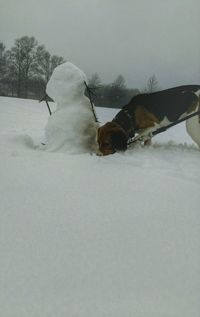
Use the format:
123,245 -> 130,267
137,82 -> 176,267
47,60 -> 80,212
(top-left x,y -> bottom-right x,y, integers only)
186,100 -> 198,114
97,122 -> 127,155
134,106 -> 160,129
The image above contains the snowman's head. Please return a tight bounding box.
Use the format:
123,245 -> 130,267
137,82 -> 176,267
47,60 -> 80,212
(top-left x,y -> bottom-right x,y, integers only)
46,62 -> 87,106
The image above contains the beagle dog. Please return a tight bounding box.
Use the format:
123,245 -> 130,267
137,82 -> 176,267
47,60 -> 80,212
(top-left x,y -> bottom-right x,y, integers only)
97,85 -> 200,155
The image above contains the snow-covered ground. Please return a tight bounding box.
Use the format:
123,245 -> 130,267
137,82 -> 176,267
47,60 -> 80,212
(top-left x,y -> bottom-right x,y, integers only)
0,96 -> 200,317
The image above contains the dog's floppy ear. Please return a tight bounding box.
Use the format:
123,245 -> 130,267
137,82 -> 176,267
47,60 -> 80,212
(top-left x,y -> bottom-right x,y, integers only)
111,130 -> 128,151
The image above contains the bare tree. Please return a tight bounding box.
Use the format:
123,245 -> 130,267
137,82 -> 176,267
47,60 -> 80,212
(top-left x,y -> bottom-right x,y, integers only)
88,72 -> 101,87
7,36 -> 38,97
145,74 -> 160,93
50,55 -> 65,75
35,45 -> 51,83
0,43 -> 7,94
36,45 -> 65,84
113,74 -> 126,90
107,74 -> 127,107
0,43 -> 6,73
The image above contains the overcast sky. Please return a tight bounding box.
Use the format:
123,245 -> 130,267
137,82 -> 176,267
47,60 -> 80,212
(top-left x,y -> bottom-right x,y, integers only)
1,0 -> 200,89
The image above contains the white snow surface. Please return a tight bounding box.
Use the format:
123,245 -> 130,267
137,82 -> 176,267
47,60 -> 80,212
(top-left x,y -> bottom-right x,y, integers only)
0,96 -> 200,317
45,62 -> 98,153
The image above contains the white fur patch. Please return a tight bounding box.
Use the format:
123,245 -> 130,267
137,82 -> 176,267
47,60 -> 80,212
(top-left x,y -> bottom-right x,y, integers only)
186,106 -> 200,147
194,89 -> 200,98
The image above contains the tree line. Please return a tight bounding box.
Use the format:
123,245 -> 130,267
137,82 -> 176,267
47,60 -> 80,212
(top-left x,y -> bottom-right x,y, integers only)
0,36 -> 160,108
0,36 -> 65,99
87,73 -> 160,108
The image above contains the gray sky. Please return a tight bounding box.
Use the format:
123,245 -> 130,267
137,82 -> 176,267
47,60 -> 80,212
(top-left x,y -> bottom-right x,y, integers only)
1,0 -> 200,89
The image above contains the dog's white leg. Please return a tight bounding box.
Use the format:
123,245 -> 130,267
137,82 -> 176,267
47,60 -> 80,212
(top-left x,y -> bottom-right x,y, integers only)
186,107 -> 200,148
135,126 -> 157,143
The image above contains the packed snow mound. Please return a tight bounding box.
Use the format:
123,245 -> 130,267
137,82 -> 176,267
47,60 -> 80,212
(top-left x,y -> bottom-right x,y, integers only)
45,62 -> 99,153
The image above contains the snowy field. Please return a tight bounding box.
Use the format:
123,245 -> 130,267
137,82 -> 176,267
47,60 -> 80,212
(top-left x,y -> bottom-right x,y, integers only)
0,96 -> 200,317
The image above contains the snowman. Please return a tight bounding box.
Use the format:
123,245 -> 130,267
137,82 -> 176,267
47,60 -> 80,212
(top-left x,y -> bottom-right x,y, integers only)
45,62 -> 99,154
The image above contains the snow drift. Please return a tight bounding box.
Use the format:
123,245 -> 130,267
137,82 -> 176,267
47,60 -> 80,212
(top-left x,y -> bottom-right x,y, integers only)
0,96 -> 200,317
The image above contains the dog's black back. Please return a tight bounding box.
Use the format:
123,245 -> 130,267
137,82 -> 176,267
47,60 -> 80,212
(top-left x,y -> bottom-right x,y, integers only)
126,85 -> 200,122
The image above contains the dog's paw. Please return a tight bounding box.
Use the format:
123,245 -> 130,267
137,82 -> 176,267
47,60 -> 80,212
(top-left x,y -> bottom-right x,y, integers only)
96,150 -> 104,156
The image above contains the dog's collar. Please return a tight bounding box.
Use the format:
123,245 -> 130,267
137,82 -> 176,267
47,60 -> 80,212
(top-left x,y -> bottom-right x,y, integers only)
112,108 -> 135,138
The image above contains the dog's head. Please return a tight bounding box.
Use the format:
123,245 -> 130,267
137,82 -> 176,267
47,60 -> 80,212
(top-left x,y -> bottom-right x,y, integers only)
97,122 -> 128,155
